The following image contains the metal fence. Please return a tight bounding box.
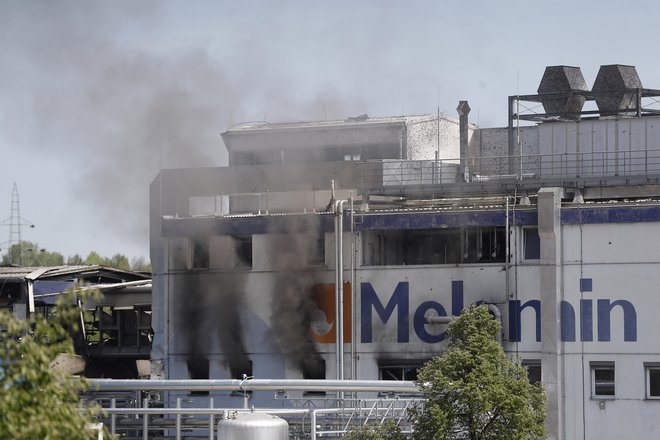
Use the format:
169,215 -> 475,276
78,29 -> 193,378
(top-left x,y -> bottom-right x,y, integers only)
182,149 -> 660,218
83,379 -> 422,439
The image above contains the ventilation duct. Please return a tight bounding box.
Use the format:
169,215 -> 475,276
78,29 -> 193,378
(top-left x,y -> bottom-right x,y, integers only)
537,66 -> 589,118
592,64 -> 643,116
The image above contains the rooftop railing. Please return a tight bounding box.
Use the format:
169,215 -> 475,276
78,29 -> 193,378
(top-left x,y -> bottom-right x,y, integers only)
84,379 -> 422,439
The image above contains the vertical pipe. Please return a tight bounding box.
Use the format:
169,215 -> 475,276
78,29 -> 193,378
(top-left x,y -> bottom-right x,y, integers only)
508,96 -> 515,174
505,196 -> 511,299
335,200 -> 346,381
350,196 -> 356,383
335,206 -> 340,380
142,398 -> 149,440
110,398 -> 116,436
311,410 -> 318,440
176,397 -> 182,440
208,397 -> 214,440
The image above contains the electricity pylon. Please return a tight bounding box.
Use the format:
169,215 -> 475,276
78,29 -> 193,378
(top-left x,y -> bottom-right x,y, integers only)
0,183 -> 35,266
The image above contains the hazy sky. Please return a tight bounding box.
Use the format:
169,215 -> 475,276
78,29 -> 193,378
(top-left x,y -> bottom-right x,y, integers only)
1,0 -> 659,261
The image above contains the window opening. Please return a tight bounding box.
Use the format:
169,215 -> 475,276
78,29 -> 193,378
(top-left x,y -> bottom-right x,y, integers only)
522,359 -> 542,385
307,233 -> 325,266
646,364 -> 660,398
362,227 -> 506,266
303,358 -> 326,396
591,362 -> 615,397
192,238 -> 210,269
234,235 -> 253,268
378,361 -> 425,381
524,227 -> 540,260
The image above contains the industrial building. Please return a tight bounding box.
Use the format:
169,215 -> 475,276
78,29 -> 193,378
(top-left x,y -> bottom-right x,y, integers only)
0,265 -> 152,378
150,65 -> 660,439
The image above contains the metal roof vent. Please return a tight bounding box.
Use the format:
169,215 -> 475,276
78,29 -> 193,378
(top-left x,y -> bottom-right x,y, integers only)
537,66 -> 589,117
592,64 -> 643,116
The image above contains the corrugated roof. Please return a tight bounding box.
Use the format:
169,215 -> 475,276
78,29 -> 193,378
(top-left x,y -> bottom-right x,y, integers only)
0,265 -> 150,282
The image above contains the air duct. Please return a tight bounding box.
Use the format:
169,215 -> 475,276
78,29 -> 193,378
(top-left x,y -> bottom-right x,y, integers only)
592,64 -> 643,116
537,66 -> 588,118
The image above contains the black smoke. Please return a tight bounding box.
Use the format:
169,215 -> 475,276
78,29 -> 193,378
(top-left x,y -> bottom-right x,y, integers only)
268,215 -> 326,378
177,250 -> 251,380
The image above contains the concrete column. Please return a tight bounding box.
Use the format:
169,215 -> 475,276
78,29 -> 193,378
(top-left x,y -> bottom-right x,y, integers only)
538,187 -> 564,440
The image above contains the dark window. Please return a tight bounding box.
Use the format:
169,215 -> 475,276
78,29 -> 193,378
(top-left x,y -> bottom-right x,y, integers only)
363,227 -> 506,266
229,360 -> 253,380
524,228 -> 540,260
646,365 -> 660,398
379,361 -> 424,381
523,360 -> 542,385
188,356 -> 210,395
303,358 -> 326,396
592,363 -> 615,397
234,236 -> 252,268
85,306 -> 152,352
192,239 -> 210,269
302,357 -> 326,380
307,233 -> 325,266
187,356 -> 209,380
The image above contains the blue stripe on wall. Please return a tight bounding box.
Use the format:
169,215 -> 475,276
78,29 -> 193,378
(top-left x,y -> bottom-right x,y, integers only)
161,205 -> 660,236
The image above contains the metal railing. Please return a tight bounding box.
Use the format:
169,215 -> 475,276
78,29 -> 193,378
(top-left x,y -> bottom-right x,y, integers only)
368,148 -> 660,188
84,379 -> 422,439
176,148 -> 660,219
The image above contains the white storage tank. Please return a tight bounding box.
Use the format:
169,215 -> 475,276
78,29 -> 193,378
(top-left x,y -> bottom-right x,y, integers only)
217,411 -> 289,440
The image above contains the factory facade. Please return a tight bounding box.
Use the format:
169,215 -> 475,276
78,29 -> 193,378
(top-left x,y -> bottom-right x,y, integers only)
150,65 -> 660,439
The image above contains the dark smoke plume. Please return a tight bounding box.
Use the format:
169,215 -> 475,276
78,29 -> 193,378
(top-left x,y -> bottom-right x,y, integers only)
269,215 -> 326,378
0,2 -> 368,257
177,252 -> 251,379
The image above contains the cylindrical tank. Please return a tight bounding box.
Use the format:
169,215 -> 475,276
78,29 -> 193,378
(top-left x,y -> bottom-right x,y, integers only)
217,411 -> 289,440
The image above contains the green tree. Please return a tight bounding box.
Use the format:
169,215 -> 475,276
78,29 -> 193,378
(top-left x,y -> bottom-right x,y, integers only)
67,253 -> 85,265
345,419 -> 407,440
1,241 -> 64,266
105,253 -> 130,270
130,256 -> 152,273
0,291 -> 105,439
412,305 -> 546,440
84,251 -> 103,266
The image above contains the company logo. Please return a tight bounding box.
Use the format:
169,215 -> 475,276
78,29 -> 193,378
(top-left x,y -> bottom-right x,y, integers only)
309,283 -> 352,344
361,279 -> 637,343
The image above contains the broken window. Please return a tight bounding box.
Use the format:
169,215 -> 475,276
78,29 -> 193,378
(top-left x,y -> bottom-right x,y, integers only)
307,233 -> 325,266
379,361 -> 425,381
234,235 -> 252,268
192,238 -> 210,269
522,359 -> 542,386
362,227 -> 507,266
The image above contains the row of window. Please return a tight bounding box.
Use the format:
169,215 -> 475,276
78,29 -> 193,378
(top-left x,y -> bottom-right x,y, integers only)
186,227 -> 542,271
590,362 -> 660,399
182,355 -> 660,401
362,227 -> 509,266
229,144 -> 398,166
378,360 -> 660,400
84,306 -> 152,353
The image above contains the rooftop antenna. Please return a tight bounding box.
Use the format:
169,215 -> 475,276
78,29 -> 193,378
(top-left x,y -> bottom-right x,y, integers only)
316,94 -> 328,121
436,82 -> 440,183
517,71 -> 523,179
0,183 -> 35,266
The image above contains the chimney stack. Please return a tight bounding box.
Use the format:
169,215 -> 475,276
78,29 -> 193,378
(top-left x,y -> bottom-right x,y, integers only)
456,100 -> 471,182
